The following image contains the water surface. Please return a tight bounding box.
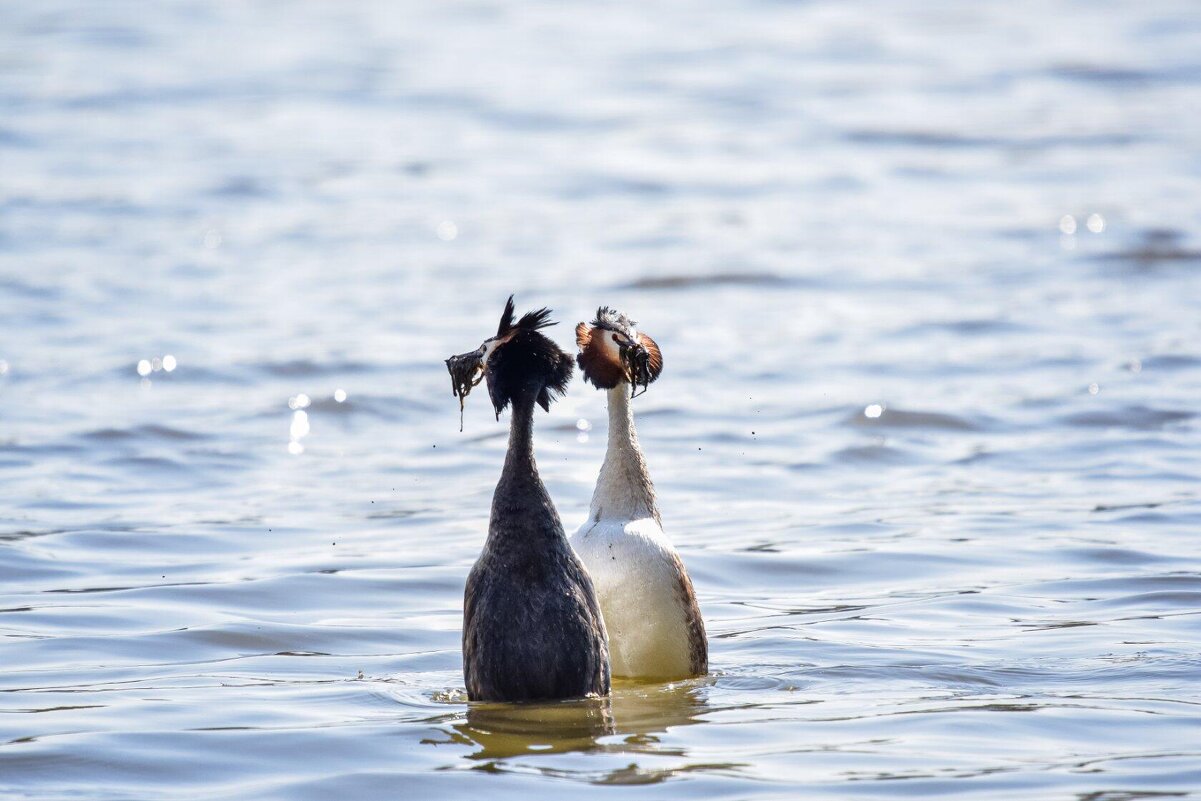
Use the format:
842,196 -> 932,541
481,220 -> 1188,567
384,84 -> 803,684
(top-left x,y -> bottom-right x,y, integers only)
2,1 -> 1201,798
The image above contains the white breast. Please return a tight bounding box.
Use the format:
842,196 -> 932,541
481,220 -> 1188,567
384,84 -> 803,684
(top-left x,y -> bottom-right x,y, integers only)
570,516 -> 694,679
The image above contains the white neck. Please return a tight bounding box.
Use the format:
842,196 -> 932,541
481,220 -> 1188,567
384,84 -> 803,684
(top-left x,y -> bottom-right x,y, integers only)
588,385 -> 659,523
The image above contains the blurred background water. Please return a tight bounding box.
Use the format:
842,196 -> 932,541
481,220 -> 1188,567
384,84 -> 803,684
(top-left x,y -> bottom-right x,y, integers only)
2,0 -> 1201,798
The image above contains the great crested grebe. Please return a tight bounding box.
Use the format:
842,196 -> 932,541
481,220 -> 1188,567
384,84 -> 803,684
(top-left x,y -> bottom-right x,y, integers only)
570,307 -> 708,680
446,296 -> 610,702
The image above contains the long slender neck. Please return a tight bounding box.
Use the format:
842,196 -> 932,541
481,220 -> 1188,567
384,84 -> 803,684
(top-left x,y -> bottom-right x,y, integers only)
588,384 -> 659,523
502,391 -> 537,477
489,385 -> 565,550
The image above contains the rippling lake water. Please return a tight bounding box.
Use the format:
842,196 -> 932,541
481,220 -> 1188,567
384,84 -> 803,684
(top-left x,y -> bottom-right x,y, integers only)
3,1 -> 1201,798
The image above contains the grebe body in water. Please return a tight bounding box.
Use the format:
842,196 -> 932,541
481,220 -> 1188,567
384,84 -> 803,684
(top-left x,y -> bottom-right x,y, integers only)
570,308 -> 707,680
447,297 -> 610,702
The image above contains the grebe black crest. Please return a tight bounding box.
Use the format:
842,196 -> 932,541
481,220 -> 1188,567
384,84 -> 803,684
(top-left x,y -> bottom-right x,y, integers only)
446,295 -> 610,702
446,296 -> 573,429
570,307 -> 708,680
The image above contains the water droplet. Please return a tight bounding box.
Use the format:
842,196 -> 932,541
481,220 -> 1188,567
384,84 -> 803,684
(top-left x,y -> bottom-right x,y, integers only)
864,403 -> 884,419
1059,215 -> 1077,235
162,354 -> 177,372
334,388 -> 347,403
137,359 -> 152,377
1086,213 -> 1105,233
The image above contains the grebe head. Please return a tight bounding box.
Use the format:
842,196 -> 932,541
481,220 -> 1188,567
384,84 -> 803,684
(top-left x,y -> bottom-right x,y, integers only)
446,295 -> 573,422
576,307 -> 663,397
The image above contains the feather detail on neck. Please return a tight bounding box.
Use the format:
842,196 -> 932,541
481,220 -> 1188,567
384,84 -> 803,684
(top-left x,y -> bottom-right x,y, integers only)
588,385 -> 659,524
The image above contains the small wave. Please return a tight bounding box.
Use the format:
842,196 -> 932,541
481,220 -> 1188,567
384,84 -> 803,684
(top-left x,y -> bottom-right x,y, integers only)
1094,228 -> 1201,268
846,128 -> 1138,149
898,318 -> 1027,336
1098,591 -> 1201,609
0,278 -> 60,300
1060,405 -> 1193,430
830,444 -> 916,465
103,455 -> 191,473
621,272 -> 790,290
208,175 -> 271,198
1064,547 -> 1169,565
1048,63 -> 1157,85
848,407 -> 983,432
1030,574 -> 1201,596
81,424 -> 208,442
254,359 -> 377,377
1139,353 -> 1201,371
0,528 -> 65,543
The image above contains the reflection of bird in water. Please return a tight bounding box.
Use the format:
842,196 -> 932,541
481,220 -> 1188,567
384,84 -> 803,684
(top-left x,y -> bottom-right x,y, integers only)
444,679 -> 710,763
445,296 -> 609,702
571,308 -> 708,680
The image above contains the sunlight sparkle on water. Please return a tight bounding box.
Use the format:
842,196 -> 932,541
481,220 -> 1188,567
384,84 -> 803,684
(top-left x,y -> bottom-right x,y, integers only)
1059,215 -> 1077,235
0,360 -> 8,376
137,356 -> 176,376
288,394 -> 311,410
334,389 -> 347,403
288,409 -> 310,455
1086,213 -> 1105,233
436,220 -> 459,241
290,410 -> 310,439
864,403 -> 884,418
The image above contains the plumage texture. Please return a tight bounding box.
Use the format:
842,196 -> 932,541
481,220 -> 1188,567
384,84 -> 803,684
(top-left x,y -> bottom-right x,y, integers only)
637,333 -> 663,382
577,331 -> 627,390
486,304 -> 573,417
570,384 -> 707,680
463,392 -> 610,701
461,296 -> 609,702
576,311 -> 663,392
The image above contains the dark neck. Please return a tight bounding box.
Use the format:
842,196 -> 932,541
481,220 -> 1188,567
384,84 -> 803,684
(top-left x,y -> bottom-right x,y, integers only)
488,383 -> 565,552
502,391 -> 537,476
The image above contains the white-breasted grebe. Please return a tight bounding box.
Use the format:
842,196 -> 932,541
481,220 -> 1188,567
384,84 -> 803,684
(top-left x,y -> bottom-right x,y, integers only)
569,307 -> 707,680
446,296 -> 610,702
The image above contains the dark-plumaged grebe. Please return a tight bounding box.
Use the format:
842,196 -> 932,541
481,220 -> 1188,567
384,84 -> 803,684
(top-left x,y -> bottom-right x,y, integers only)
446,296 -> 610,702
570,307 -> 708,680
